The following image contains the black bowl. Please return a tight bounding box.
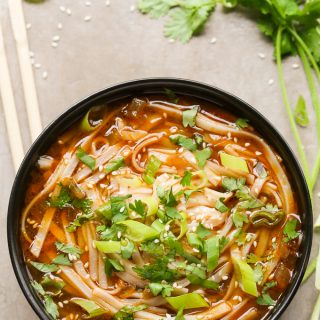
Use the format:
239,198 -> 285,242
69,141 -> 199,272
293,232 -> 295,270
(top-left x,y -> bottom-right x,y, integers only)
7,78 -> 312,319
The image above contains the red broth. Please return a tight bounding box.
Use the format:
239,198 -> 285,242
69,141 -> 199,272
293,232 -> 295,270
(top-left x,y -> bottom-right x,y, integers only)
21,95 -> 301,320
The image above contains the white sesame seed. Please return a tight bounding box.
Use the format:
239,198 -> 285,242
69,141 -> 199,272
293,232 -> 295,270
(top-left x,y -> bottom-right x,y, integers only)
165,225 -> 170,231
119,206 -> 125,213
233,295 -> 240,300
269,273 -> 275,280
57,23 -> 63,29
244,142 -> 250,147
210,37 -> 217,44
272,237 -> 276,243
168,39 -> 175,43
154,239 -> 160,243
66,8 -> 72,15
268,79 -> 274,86
59,6 -> 66,12
117,231 -> 122,239
42,71 -> 48,79
63,300 -> 69,304
292,63 -> 299,69
178,147 -> 184,153
234,137 -> 238,143
227,132 -> 231,139
191,226 -> 197,232
85,274 -> 90,279
52,35 -> 60,42
268,306 -> 274,310
253,241 -> 257,247
192,248 -> 200,253
130,5 -> 135,12
34,63 -> 41,69
87,183 -> 93,189
84,262 -> 89,268
56,269 -> 61,274
58,302 -> 64,308
172,282 -> 177,288
26,23 -> 32,29
105,0 -> 111,6
222,275 -> 229,281
84,15 -> 92,22
255,151 -> 262,156
51,42 -> 58,48
258,53 -> 266,59
99,173 -> 105,179
85,1 -> 92,6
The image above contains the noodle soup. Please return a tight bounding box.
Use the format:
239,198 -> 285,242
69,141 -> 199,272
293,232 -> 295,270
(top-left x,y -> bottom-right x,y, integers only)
21,94 -> 302,320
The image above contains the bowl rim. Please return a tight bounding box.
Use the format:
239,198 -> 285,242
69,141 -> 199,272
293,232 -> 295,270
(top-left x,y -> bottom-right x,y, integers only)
7,77 -> 313,320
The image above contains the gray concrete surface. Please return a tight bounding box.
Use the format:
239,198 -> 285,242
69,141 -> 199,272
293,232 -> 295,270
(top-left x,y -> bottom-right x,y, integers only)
0,0 -> 318,319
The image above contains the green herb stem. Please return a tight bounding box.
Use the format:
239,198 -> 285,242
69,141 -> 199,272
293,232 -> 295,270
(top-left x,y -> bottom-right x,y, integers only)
275,27 -> 311,185
311,152 -> 320,191
302,257 -> 317,284
311,292 -> 320,320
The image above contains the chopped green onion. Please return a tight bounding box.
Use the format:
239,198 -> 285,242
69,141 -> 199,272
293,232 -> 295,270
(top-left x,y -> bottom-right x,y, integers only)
76,147 -> 96,170
117,220 -> 160,242
71,298 -> 105,318
143,155 -> 161,184
206,236 -> 219,272
80,108 -> 102,132
220,152 -> 248,172
215,198 -> 229,213
232,258 -> 258,296
166,293 -> 209,310
116,175 -> 143,187
151,219 -> 165,232
95,201 -> 112,220
144,196 -> 159,216
94,241 -> 121,253
187,233 -> 204,251
105,156 -> 125,174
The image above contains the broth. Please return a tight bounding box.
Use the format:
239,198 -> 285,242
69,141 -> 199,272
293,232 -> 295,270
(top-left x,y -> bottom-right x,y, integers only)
21,94 -> 301,320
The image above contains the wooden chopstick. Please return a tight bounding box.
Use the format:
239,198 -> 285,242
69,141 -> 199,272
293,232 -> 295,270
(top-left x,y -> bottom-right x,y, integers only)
8,0 -> 42,142
0,22 -> 24,173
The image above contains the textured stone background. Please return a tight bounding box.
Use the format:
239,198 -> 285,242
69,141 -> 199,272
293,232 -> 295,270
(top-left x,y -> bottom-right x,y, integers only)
0,1 -> 318,319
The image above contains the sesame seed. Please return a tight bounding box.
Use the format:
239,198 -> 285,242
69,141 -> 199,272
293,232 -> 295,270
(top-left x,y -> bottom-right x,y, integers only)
130,5 -> 135,12
269,273 -> 275,280
192,248 -> 200,253
87,183 -> 93,189
99,165 -> 104,171
258,53 -> 266,59
253,241 -> 257,247
59,6 -> 66,12
227,132 -> 231,139
163,112 -> 167,119
234,137 -> 238,143
85,1 -> 92,6
292,63 -> 299,69
51,42 -> 58,48
42,71 -> 48,79
100,183 -> 106,189
52,35 -> 60,42
233,295 -> 240,300
66,8 -> 72,15
33,223 -> 39,229
58,302 -> 64,308
272,237 -> 276,243
222,275 -> 229,281
56,269 -> 61,274
154,239 -> 160,243
84,15 -> 92,22
255,151 -> 262,156
210,37 -> 217,44
119,206 -> 125,213
244,142 -> 250,147
268,306 -> 274,310
165,225 -> 170,231
85,274 -> 90,279
99,173 -> 105,179
34,63 -> 41,69
63,300 -> 69,304
84,262 -> 89,268
268,79 -> 274,86
106,0 -> 111,6
178,147 -> 184,153
117,231 -> 122,239
191,226 -> 197,232
57,23 -> 63,29
26,23 -> 32,29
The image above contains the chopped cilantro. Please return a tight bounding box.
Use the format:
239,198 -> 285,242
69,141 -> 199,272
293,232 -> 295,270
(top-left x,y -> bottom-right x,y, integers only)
149,282 -> 173,297
235,118 -> 249,129
232,211 -> 249,228
113,304 -> 148,320
194,147 -> 212,168
215,198 -> 228,213
129,199 -> 146,217
55,242 -> 82,259
182,106 -> 199,127
51,254 -> 72,266
170,134 -> 197,151
181,170 -> 192,186
221,177 -> 246,191
30,261 -> 59,273
283,218 -> 300,242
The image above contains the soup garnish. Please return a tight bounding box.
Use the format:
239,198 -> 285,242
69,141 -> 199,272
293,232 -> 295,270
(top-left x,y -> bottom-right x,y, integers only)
21,95 -> 301,320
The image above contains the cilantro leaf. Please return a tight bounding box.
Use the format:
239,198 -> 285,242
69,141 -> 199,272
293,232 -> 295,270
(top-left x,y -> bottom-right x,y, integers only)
232,211 -> 248,228
164,6 -> 214,43
253,264 -> 263,284
170,134 -> 197,151
182,106 -> 199,127
301,27 -> 320,64
235,118 -> 249,129
196,223 -> 211,239
113,304 -> 148,320
51,254 -> 72,266
164,88 -> 180,103
140,240 -> 165,256
133,257 -> 180,282
294,95 -> 309,127
105,156 -> 125,174
149,282 -> 173,297
181,170 -> 192,186
257,293 -> 276,306
283,218 -> 300,242
129,199 -> 146,217
105,258 -> 124,277
55,242 -> 82,259
30,261 -> 59,273
221,177 -> 246,191
138,0 -> 177,19
110,195 -> 132,223
195,147 -> 212,168
76,147 -> 96,170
